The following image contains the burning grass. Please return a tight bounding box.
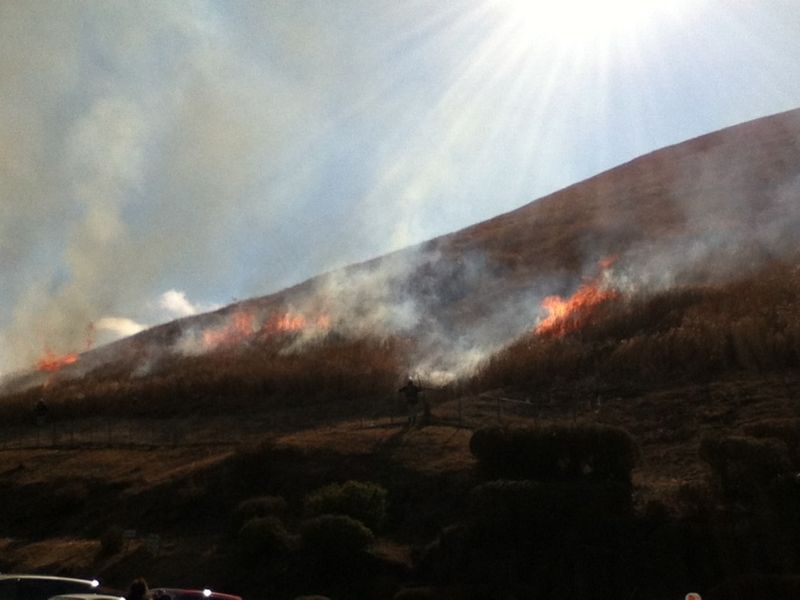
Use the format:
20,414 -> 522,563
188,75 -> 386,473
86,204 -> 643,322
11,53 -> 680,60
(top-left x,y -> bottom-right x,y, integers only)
4,262 -> 800,428
534,256 -> 619,338
36,350 -> 79,372
472,261 -> 800,391
3,241 -> 800,443
0,334 -> 413,425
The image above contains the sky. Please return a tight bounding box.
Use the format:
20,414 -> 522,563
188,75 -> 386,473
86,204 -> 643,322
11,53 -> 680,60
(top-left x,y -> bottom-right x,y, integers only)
1,0 -> 800,374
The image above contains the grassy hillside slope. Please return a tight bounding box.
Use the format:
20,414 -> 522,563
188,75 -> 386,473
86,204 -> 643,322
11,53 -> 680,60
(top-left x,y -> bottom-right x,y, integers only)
0,109 -> 799,599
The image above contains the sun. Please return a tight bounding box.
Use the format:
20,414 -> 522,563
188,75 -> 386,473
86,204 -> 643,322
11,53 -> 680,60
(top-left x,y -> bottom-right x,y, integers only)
495,0 -> 688,49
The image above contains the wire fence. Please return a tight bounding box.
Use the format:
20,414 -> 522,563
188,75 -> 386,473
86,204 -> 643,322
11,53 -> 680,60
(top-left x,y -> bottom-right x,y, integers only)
0,392 -> 584,452
0,417 -> 234,450
0,396 -> 415,451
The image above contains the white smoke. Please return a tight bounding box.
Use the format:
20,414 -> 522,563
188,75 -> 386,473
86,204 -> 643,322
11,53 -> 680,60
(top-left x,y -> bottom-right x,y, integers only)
158,290 -> 220,319
0,2 -> 327,374
95,317 -> 146,339
2,1 -> 799,384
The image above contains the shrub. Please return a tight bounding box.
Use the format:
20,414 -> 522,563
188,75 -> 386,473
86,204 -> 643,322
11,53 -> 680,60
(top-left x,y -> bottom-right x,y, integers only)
426,480 -> 637,589
57,481 -> 90,512
470,424 -> 639,483
233,495 -> 288,530
467,480 -> 543,553
468,427 -> 506,464
469,479 -> 633,530
300,514 -> 374,560
743,418 -> 800,466
237,516 -> 293,564
674,481 -> 715,519
392,587 -> 441,599
304,480 -> 388,530
699,435 -> 791,504
766,472 -> 800,516
707,574 -> 800,600
99,525 -> 124,556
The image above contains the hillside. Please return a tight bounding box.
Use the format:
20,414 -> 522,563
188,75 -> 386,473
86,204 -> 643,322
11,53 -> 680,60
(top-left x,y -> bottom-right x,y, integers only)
3,106 -> 800,402
0,109 -> 800,599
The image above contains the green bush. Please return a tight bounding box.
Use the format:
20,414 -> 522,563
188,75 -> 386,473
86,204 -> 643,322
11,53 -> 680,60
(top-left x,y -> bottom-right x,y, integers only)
237,516 -> 293,564
304,480 -> 388,530
470,424 -> 639,483
418,480 -> 636,590
300,514 -> 374,559
470,479 -> 633,530
233,495 -> 288,530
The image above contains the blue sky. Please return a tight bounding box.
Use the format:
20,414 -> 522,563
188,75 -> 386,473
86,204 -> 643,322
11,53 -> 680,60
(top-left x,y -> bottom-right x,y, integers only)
1,0 -> 799,373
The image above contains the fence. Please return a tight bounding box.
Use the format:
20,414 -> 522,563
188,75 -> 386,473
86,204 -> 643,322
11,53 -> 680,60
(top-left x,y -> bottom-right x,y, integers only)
0,394 -> 416,451
0,391 -> 604,451
0,416 -> 254,450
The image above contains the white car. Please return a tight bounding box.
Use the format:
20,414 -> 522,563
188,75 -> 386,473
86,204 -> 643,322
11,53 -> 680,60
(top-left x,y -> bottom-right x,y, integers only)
49,594 -> 125,600
0,575 -> 107,600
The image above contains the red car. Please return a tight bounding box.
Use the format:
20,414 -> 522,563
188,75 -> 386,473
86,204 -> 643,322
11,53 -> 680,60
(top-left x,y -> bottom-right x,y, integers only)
149,589 -> 241,600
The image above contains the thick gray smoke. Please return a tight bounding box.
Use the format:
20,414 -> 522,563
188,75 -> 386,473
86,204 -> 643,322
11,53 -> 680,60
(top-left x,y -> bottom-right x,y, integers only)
0,3 -> 327,374
3,2 -> 799,384
0,1 -> 531,376
623,112 -> 800,291
166,243 -> 551,384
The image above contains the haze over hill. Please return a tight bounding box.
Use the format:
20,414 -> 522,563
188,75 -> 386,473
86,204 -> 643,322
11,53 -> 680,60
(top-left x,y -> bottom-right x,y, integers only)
5,106 -> 799,394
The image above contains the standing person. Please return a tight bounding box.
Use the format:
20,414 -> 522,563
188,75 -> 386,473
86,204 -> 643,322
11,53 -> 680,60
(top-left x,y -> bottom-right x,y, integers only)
399,377 -> 422,426
126,578 -> 149,600
33,398 -> 48,427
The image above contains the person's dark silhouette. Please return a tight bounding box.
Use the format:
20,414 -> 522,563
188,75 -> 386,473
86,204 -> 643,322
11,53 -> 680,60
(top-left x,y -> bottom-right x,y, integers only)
33,398 -> 48,427
126,578 -> 149,600
399,378 -> 422,426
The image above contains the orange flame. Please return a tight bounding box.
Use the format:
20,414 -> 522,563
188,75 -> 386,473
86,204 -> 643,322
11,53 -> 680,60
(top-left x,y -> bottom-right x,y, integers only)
36,350 -> 79,372
274,312 -> 307,332
261,311 -> 332,336
202,309 -> 331,350
35,322 -> 94,374
535,257 -> 619,338
202,311 -> 256,349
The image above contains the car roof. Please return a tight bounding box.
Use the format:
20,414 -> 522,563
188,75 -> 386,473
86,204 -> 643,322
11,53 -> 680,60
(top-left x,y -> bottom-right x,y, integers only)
0,577 -> 99,585
48,595 -> 124,600
150,589 -> 241,600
